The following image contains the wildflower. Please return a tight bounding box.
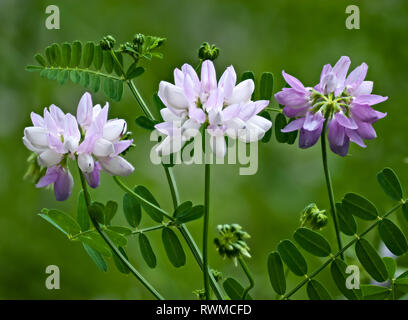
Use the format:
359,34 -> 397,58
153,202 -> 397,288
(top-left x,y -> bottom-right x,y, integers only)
214,224 -> 251,262
155,60 -> 272,157
275,56 -> 387,156
23,92 -> 134,200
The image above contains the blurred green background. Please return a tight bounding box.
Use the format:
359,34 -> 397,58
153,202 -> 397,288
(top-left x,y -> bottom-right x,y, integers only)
1,0 -> 407,299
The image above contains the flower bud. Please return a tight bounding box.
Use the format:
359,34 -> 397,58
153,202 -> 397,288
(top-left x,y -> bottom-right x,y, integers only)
214,224 -> 251,260
100,35 -> 116,50
192,289 -> 206,300
133,33 -> 145,46
198,42 -> 220,61
211,269 -> 223,282
300,203 -> 328,230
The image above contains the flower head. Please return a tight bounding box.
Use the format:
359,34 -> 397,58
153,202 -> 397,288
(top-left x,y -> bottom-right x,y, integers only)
214,223 -> 251,261
155,60 -> 272,158
275,56 -> 388,156
23,92 -> 134,201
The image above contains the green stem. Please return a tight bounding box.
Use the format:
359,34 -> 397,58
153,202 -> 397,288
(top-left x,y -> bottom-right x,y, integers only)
77,165 -> 164,300
321,121 -> 344,259
283,201 -> 405,299
131,224 -> 170,235
163,166 -> 180,210
265,107 -> 283,113
203,163 -> 211,299
238,256 -> 255,300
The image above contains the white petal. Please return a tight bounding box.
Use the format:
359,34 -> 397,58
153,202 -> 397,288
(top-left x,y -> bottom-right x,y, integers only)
63,136 -> 79,153
163,83 -> 189,110
24,127 -> 49,149
23,136 -> 45,153
78,153 -> 95,173
100,156 -> 134,176
248,115 -> 272,132
93,138 -> 115,157
155,136 -> 184,156
103,119 -> 127,141
37,149 -> 62,167
228,80 -> 254,104
160,108 -> 183,122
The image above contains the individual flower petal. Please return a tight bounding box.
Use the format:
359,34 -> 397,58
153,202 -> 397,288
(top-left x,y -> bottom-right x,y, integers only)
228,79 -> 254,104
282,71 -> 306,93
160,108 -> 183,122
201,60 -> 217,93
218,65 -> 236,100
353,94 -> 388,106
274,88 -> 309,108
352,81 -> 373,96
174,68 -> 184,87
100,156 -> 134,176
351,103 -> 383,122
36,166 -> 59,188
93,138 -> 115,157
327,118 -> 345,146
355,121 -> 377,140
332,56 -> 351,83
24,127 -> 49,149
155,135 -> 184,156
181,64 -> 200,92
113,139 -> 133,155
303,111 -> 324,131
334,112 -> 358,129
54,168 -> 74,201
161,82 -> 189,110
85,162 -> 101,188
299,126 -> 322,149
103,119 -> 127,141
209,134 -> 226,158
31,112 -> 44,127
76,92 -> 93,128
281,118 -> 305,133
345,63 -> 368,91
23,136 -> 44,153
78,153 -> 95,173
37,149 -> 63,167
329,135 -> 350,157
345,128 -> 367,148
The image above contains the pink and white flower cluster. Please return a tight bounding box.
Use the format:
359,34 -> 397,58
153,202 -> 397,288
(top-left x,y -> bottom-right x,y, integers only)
23,92 -> 134,201
154,60 -> 272,157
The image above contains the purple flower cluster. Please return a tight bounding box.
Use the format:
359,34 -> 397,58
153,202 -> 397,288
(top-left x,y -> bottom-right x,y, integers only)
23,93 -> 134,201
275,56 -> 388,156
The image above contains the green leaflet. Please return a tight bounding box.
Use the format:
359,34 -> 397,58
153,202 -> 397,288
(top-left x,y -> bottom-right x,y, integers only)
175,205 -> 204,224
139,233 -> 157,268
336,202 -> 357,235
377,168 -> 403,201
82,243 -> 107,272
383,257 -> 396,279
78,232 -> 111,257
39,209 -> 81,236
378,218 -> 408,256
70,40 -> 82,67
274,113 -> 288,143
277,239 -> 307,276
330,258 -> 360,300
104,200 -> 118,224
306,280 -> 331,300
134,185 -> 163,223
293,227 -> 331,257
126,63 -> 145,79
135,116 -> 157,131
123,192 -> 142,227
82,42 -> 95,68
355,239 -> 388,282
61,42 -> 71,67
259,72 -> 274,100
105,229 -> 128,247
361,285 -> 391,300
342,193 -> 378,220
267,251 -> 286,295
93,44 -> 103,70
162,227 -> 186,268
112,247 -> 130,274
223,278 -> 253,300
260,111 -> 272,143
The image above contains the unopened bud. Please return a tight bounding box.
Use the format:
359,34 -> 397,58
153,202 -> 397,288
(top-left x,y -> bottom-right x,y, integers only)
300,203 -> 328,230
198,42 -> 220,61
214,224 -> 251,260
100,35 -> 116,50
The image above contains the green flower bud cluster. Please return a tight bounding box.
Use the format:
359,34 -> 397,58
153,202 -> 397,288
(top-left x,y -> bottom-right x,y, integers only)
100,35 -> 116,50
300,203 -> 328,230
198,42 -> 220,61
214,224 -> 251,260
117,34 -> 166,62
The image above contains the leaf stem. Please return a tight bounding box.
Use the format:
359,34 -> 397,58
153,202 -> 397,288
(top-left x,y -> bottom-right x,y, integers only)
283,201 -> 405,299
238,256 -> 255,299
131,224 -> 170,235
265,107 -> 283,113
77,165 -> 164,300
321,121 -> 344,259
203,163 -> 211,299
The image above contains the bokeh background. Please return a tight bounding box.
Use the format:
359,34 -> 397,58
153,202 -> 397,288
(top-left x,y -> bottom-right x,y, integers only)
0,0 -> 407,299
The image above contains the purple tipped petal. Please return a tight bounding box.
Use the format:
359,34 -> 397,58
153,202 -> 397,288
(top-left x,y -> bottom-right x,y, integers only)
181,64 -> 200,91
346,63 -> 368,90
329,136 -> 350,157
114,139 -> 133,155
54,168 -> 74,201
174,68 -> 184,87
282,71 -> 305,92
351,103 -> 383,122
282,105 -> 309,118
218,66 -> 236,99
274,88 -> 309,108
85,162 -> 101,188
352,81 -> 373,96
299,127 -> 322,149
281,118 -> 305,133
327,119 -> 345,146
31,112 -> 44,127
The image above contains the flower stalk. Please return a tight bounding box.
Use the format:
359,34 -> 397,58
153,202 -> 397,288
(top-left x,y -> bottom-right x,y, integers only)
238,255 -> 255,300
203,162 -> 211,299
320,120 -> 344,259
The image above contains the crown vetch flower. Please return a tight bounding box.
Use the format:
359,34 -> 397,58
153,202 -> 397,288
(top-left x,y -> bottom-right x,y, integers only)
275,56 -> 388,156
154,60 -> 272,157
23,92 -> 134,201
